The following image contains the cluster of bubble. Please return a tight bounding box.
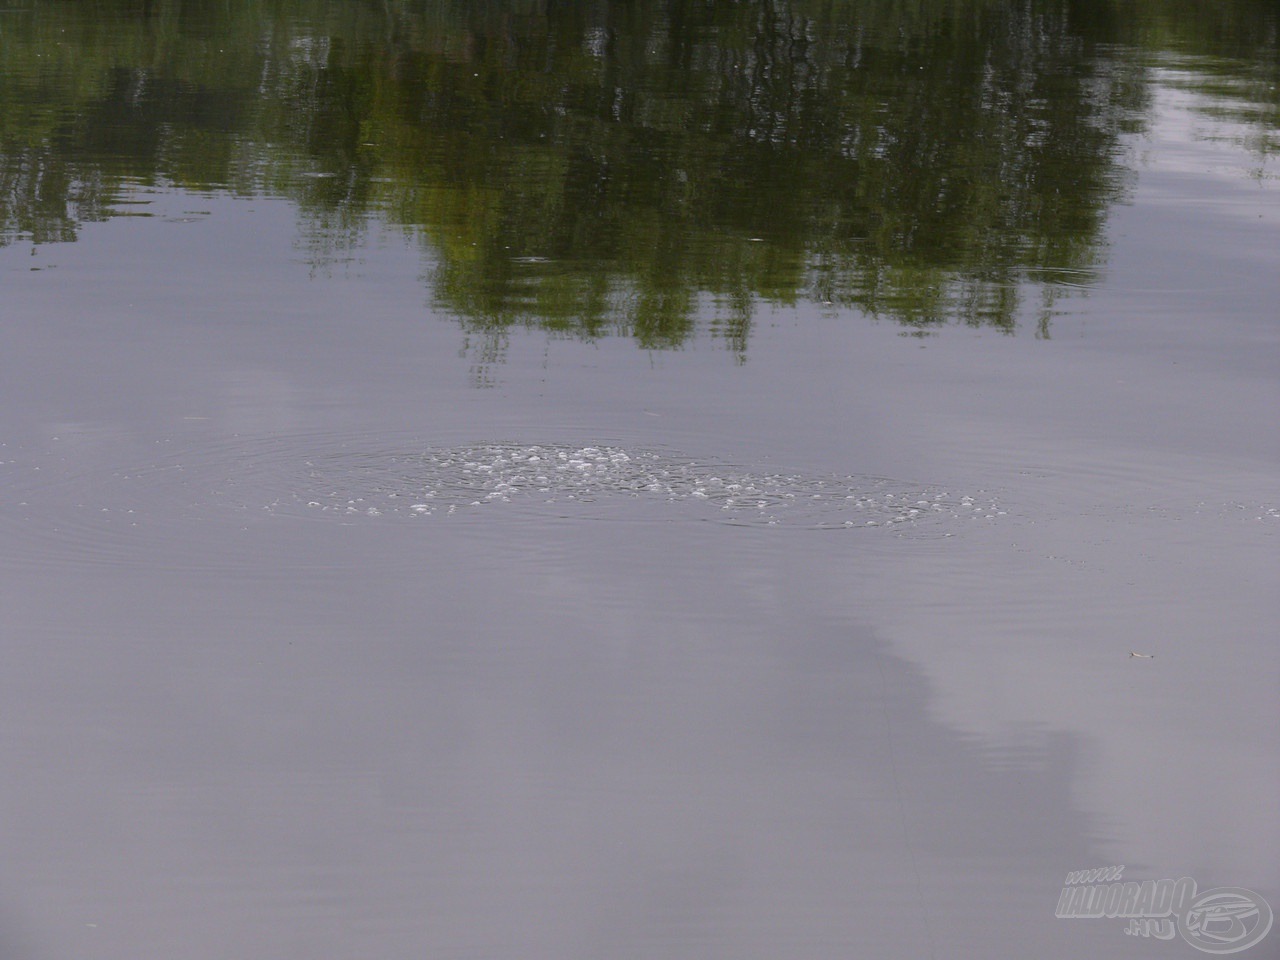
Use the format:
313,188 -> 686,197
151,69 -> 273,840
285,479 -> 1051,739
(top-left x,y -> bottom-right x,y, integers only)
1220,502 -> 1280,522
291,443 -> 1005,530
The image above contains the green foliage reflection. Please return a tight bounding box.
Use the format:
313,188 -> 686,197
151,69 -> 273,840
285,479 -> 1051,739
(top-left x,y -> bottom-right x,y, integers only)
1,0 -> 1276,347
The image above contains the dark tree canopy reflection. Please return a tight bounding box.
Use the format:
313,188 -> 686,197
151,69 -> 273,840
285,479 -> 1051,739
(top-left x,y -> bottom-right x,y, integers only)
1,0 -> 1276,349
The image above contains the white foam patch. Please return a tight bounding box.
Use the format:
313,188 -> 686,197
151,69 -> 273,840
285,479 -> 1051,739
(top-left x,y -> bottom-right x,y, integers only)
281,443 -> 1005,531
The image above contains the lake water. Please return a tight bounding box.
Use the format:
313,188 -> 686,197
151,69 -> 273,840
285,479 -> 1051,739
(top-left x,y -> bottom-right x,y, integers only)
1,2 -> 1277,957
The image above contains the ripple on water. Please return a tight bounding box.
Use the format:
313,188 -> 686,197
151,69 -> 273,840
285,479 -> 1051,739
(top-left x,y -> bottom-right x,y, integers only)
0,434 -> 1007,570
276,442 -> 1003,531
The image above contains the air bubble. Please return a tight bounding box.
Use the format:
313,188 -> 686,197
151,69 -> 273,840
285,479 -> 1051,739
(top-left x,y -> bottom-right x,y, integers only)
276,441 -> 994,532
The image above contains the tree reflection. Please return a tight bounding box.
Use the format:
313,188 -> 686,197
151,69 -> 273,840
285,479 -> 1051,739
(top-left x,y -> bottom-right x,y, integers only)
1,0 -> 1275,348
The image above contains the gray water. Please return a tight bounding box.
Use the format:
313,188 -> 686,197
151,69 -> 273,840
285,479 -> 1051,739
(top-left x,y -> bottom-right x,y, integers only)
2,5 -> 1278,959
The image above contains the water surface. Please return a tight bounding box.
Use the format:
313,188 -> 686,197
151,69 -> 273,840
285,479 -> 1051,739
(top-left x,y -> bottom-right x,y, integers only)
1,2 -> 1277,958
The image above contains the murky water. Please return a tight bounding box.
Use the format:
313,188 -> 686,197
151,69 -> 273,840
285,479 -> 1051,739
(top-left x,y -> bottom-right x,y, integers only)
1,2 -> 1278,958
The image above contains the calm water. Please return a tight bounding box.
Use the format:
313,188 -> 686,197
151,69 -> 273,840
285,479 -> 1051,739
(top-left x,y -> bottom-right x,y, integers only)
1,2 -> 1277,957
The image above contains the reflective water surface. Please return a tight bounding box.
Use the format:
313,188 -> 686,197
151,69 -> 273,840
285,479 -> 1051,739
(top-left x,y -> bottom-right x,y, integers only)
1,1 -> 1277,958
